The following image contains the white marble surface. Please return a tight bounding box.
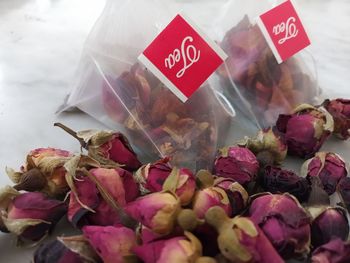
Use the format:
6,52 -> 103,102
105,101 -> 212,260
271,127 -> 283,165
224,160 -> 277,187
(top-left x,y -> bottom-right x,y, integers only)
0,0 -> 349,262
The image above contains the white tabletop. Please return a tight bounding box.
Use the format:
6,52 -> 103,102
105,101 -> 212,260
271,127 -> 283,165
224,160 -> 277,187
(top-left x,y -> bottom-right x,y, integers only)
0,0 -> 349,262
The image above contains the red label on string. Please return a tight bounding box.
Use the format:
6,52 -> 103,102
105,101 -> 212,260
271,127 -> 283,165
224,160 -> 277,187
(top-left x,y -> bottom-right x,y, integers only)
257,0 -> 311,63
138,14 -> 227,102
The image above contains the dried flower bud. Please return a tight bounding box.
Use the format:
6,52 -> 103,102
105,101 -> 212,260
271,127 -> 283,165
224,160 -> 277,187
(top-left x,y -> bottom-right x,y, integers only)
124,191 -> 180,235
0,186 -> 66,241
323,98 -> 350,139
133,231 -> 202,263
302,152 -> 348,195
337,177 -> 350,213
136,160 -> 196,206
312,238 -> 350,263
192,187 -> 232,219
54,123 -> 141,171
276,104 -> 334,158
309,206 -> 349,248
261,166 -> 310,203
214,177 -> 248,215
6,148 -> 72,197
83,225 -> 137,263
213,146 -> 259,185
205,206 -> 284,263
33,235 -> 100,263
238,127 -> 287,165
249,193 -> 311,258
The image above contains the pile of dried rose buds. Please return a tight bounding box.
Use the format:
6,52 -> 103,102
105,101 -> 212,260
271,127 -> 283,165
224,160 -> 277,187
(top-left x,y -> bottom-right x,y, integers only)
0,98 -> 350,263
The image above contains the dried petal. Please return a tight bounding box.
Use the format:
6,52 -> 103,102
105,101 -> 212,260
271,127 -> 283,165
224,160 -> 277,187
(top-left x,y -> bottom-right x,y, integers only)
312,238 -> 350,263
323,98 -> 350,139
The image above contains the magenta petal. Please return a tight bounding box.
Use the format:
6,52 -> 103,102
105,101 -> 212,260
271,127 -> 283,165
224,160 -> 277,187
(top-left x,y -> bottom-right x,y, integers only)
83,225 -> 136,263
67,176 -> 99,227
115,167 -> 139,202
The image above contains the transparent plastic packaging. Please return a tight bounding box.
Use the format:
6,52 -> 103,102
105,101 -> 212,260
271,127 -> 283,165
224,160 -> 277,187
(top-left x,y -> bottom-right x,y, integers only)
61,0 -> 319,169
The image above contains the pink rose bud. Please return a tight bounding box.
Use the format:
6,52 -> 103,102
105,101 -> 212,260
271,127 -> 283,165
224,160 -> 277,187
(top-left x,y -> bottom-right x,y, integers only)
302,152 -> 348,195
213,146 -> 259,185
136,159 -> 196,206
323,98 -> 350,140
337,177 -> 350,213
54,123 -> 142,171
213,177 -> 248,215
261,166 -> 311,203
249,193 -> 311,259
124,191 -> 181,235
312,238 -> 350,263
309,206 -> 349,248
276,104 -> 334,158
205,206 -> 284,263
68,168 -> 138,228
133,232 -> 202,263
192,187 -> 232,219
0,186 -> 66,241
83,225 -> 137,263
238,127 -> 287,165
135,158 -> 172,193
34,236 -> 100,263
6,148 -> 72,197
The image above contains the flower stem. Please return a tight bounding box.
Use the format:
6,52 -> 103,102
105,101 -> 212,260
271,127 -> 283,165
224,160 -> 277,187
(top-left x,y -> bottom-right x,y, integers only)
54,123 -> 87,149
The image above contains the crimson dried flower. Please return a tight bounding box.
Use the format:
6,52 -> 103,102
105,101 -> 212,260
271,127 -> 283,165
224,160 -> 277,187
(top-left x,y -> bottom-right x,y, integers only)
312,238 -> 350,263
323,98 -> 350,139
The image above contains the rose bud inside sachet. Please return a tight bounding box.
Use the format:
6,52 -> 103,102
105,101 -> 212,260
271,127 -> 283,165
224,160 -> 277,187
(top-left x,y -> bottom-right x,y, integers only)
301,152 -> 348,195
213,146 -> 259,185
311,238 -> 350,263
261,166 -> 310,203
276,104 -> 334,158
238,127 -> 287,165
205,206 -> 284,263
124,191 -> 180,235
133,231 -> 202,263
323,98 -> 350,139
82,225 -> 137,263
308,206 -> 349,248
249,193 -> 311,259
33,236 -> 100,263
6,147 -> 73,197
0,186 -> 66,242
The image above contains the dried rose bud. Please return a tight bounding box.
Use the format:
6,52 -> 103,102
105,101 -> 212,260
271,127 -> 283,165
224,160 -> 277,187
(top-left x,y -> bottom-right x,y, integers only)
302,152 -> 347,195
238,127 -> 287,165
124,191 -> 180,235
308,206 -> 349,248
337,177 -> 350,213
213,146 -> 259,185
249,193 -> 311,258
68,167 -> 138,228
214,177 -> 248,215
83,225 -> 137,263
312,238 -> 350,263
54,123 -> 141,171
136,159 -> 196,206
0,186 -> 66,241
6,148 -> 72,197
205,206 -> 284,263
323,98 -> 350,139
133,231 -> 202,263
135,158 -> 172,193
192,187 -> 232,220
276,104 -> 334,158
261,166 -> 310,203
33,235 -> 100,263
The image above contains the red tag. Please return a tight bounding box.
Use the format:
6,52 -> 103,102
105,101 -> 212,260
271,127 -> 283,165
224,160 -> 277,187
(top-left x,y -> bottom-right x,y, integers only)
138,14 -> 227,102
257,0 -> 310,63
